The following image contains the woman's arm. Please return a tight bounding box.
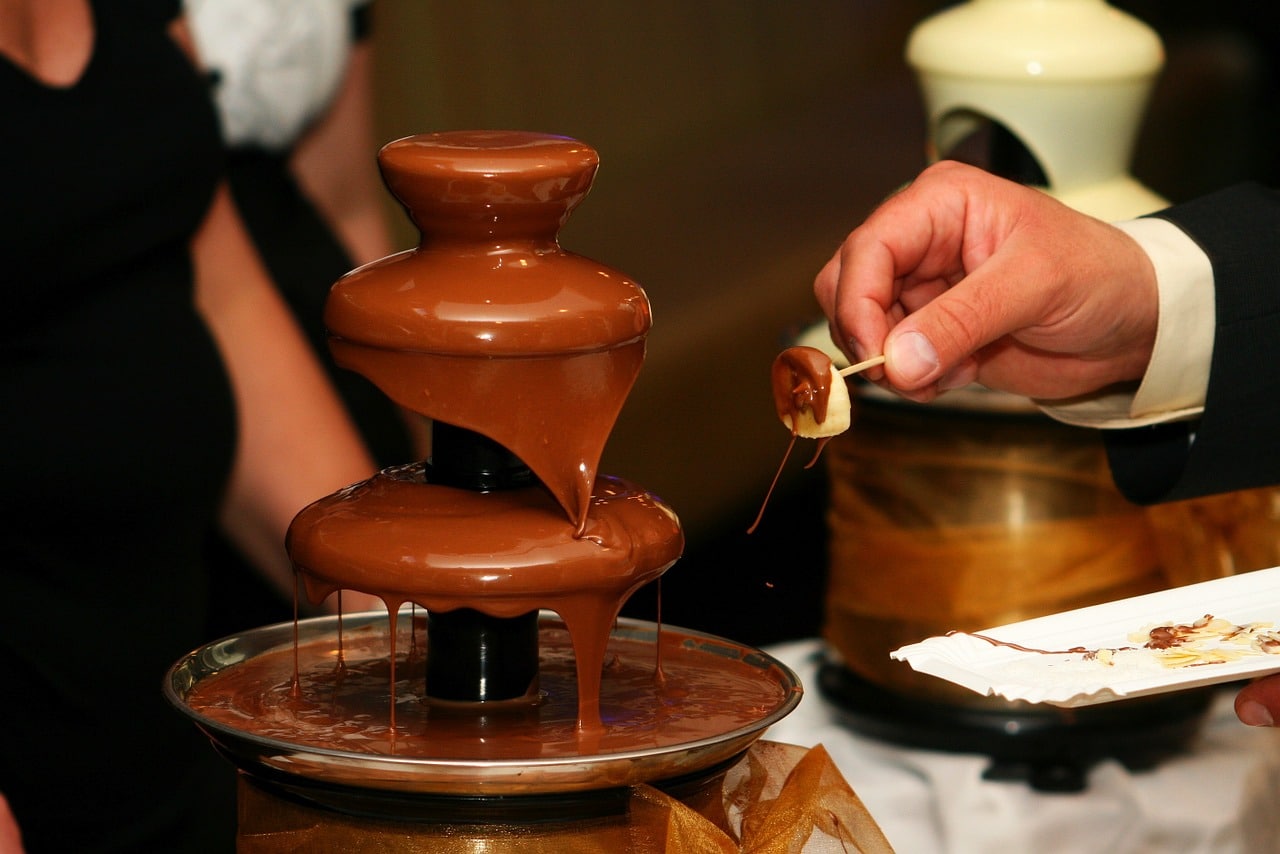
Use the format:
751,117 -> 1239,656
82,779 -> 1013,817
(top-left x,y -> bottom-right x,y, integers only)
288,33 -> 431,457
0,792 -> 23,854
191,181 -> 381,607
289,38 -> 396,266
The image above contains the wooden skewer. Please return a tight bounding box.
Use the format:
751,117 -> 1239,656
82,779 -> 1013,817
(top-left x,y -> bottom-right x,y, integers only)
837,355 -> 886,377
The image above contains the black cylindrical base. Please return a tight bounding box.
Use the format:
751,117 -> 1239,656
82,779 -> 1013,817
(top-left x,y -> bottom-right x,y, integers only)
423,422 -> 542,703
816,654 -> 1213,793
425,608 -> 540,702
428,420 -> 536,491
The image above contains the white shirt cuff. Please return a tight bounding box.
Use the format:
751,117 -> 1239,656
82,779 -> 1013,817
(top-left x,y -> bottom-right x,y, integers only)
1040,217 -> 1214,429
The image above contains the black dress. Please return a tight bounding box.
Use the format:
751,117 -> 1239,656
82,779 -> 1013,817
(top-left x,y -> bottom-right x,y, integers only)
0,1 -> 238,850
200,6 -> 414,638
201,145 -> 418,638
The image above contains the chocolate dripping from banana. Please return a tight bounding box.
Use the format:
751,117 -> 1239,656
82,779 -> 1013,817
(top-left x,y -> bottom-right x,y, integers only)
748,347 -> 882,533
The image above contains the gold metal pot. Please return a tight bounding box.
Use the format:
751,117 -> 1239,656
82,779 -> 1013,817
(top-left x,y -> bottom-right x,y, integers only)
823,387 -> 1163,707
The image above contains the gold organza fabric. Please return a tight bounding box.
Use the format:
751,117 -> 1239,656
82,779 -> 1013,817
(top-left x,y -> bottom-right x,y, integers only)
235,741 -> 893,853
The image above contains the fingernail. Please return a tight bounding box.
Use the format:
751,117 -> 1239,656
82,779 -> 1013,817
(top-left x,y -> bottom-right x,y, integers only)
1239,700 -> 1274,727
888,331 -> 939,385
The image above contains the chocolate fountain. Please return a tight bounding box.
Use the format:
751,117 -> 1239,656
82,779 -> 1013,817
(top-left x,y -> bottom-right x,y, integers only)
165,131 -> 810,847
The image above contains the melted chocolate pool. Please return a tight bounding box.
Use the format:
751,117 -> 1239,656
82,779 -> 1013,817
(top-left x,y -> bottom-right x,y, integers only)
184,617 -> 793,761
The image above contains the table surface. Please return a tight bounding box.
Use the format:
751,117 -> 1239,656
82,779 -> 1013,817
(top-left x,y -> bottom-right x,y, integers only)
764,639 -> 1280,854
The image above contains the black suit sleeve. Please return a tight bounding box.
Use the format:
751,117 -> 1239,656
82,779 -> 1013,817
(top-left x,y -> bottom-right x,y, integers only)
1104,183 -> 1280,504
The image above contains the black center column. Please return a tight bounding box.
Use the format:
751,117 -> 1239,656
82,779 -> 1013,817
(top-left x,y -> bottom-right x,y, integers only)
424,420 -> 540,702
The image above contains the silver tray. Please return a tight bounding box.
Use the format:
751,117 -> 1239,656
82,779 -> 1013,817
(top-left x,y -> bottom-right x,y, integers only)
165,612 -> 802,797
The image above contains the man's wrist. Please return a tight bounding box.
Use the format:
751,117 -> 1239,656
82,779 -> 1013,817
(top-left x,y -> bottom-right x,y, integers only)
1040,217 -> 1213,429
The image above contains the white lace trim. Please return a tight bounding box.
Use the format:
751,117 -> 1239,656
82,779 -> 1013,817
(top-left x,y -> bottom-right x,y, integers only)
184,0 -> 368,149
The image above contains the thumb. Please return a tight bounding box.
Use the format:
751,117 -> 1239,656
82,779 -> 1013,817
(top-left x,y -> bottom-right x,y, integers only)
884,329 -> 941,387
884,280 -> 1001,389
884,329 -> 980,392
1236,676 -> 1280,726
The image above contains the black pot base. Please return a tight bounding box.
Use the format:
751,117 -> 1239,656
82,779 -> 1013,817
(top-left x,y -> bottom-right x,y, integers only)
816,651 -> 1217,793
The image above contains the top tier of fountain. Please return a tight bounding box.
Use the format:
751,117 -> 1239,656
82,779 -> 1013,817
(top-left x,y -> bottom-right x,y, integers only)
323,130 -> 652,532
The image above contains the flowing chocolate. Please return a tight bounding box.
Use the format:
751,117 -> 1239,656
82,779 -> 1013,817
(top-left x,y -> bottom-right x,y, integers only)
324,132 -> 651,533
288,464 -> 682,726
288,131 -> 683,731
771,345 -> 835,433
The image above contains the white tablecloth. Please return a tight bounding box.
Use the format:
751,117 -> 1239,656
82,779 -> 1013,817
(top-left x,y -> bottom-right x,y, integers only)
764,640 -> 1280,853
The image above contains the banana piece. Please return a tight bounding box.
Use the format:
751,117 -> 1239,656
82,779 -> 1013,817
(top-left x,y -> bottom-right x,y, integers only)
771,346 -> 852,438
783,364 -> 851,437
